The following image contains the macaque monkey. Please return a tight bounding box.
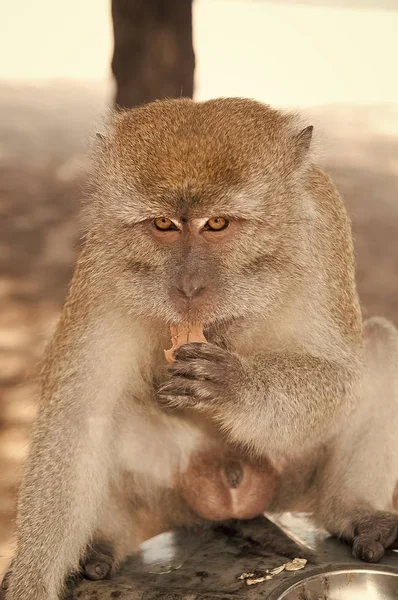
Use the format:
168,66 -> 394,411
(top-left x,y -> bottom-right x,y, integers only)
2,98 -> 398,600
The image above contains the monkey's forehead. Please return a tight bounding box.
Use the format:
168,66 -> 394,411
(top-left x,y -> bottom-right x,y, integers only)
93,99 -> 308,218
102,98 -> 302,184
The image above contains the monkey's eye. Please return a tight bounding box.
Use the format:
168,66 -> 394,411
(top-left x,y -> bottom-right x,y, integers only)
153,218 -> 178,231
204,217 -> 229,231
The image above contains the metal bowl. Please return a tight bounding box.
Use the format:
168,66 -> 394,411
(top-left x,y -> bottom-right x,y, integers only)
272,568 -> 398,600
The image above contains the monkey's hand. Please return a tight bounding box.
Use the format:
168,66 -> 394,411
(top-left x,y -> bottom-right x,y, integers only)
159,347 -> 357,462
158,342 -> 246,412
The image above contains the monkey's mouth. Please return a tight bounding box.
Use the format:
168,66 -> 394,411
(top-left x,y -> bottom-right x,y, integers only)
169,290 -> 220,324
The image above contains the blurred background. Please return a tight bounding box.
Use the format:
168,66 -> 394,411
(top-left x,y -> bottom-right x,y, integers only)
0,0 -> 397,575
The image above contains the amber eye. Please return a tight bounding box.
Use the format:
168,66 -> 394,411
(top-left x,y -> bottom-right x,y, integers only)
205,217 -> 229,231
153,217 -> 177,231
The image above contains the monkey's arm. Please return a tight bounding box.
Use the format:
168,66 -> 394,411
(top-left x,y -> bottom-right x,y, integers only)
314,317 -> 398,562
5,300 -> 135,600
159,343 -> 359,463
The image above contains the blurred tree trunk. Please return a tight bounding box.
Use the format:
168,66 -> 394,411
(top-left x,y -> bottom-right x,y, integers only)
111,0 -> 195,109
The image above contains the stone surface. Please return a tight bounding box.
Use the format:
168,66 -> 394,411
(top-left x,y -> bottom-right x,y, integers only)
66,514 -> 398,599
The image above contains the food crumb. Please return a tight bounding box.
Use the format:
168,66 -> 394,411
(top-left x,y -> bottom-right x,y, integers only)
246,574 -> 273,586
238,572 -> 255,580
238,557 -> 307,586
268,564 -> 286,576
285,558 -> 308,572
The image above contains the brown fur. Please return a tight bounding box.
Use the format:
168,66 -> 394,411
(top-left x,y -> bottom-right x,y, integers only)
3,98 -> 398,600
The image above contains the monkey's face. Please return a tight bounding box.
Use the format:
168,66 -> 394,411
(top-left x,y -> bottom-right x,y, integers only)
116,212 -> 304,325
93,194 -> 307,327
91,98 -> 312,325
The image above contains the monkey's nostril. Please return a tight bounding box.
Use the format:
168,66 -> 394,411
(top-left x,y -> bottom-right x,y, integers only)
191,286 -> 206,299
175,286 -> 206,301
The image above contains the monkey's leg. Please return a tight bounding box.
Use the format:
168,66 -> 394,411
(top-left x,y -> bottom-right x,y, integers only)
81,473 -> 203,582
316,317 -> 398,562
4,309 -> 137,600
81,475 -> 141,581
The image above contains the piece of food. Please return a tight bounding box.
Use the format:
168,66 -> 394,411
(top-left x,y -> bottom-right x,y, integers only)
268,564 -> 286,576
238,560 -> 304,587
238,572 -> 255,580
246,574 -> 273,586
284,558 -> 307,571
239,569 -> 275,586
164,323 -> 207,364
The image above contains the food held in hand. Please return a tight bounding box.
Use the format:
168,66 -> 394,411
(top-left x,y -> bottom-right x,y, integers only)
164,323 -> 207,364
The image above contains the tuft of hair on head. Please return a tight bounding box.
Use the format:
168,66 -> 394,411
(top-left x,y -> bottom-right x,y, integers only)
281,109 -> 320,172
289,108 -> 326,167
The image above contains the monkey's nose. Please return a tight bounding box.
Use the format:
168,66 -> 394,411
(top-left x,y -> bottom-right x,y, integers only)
175,284 -> 206,301
174,272 -> 207,303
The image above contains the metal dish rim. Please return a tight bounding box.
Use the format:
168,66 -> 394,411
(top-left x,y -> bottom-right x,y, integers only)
267,563 -> 398,600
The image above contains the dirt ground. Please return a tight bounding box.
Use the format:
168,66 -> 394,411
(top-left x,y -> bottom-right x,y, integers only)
0,83 -> 397,575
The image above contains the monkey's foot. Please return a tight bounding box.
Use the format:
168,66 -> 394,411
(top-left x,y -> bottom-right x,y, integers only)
351,511 -> 398,563
81,540 -> 117,581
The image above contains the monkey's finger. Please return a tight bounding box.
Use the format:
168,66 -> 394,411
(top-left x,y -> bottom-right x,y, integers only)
83,561 -> 113,581
170,359 -> 223,381
174,342 -> 230,363
354,513 -> 398,548
157,395 -> 198,411
81,541 -> 117,581
352,535 -> 385,563
158,379 -> 218,402
158,393 -> 219,415
158,379 -> 197,397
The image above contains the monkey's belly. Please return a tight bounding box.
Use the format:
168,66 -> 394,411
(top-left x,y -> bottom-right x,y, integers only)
178,451 -> 276,521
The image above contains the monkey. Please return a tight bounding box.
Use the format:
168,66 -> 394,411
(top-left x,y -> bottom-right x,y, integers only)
2,97 -> 398,600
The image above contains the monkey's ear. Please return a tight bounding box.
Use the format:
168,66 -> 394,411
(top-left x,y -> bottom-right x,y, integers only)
96,132 -> 107,143
295,125 -> 313,154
